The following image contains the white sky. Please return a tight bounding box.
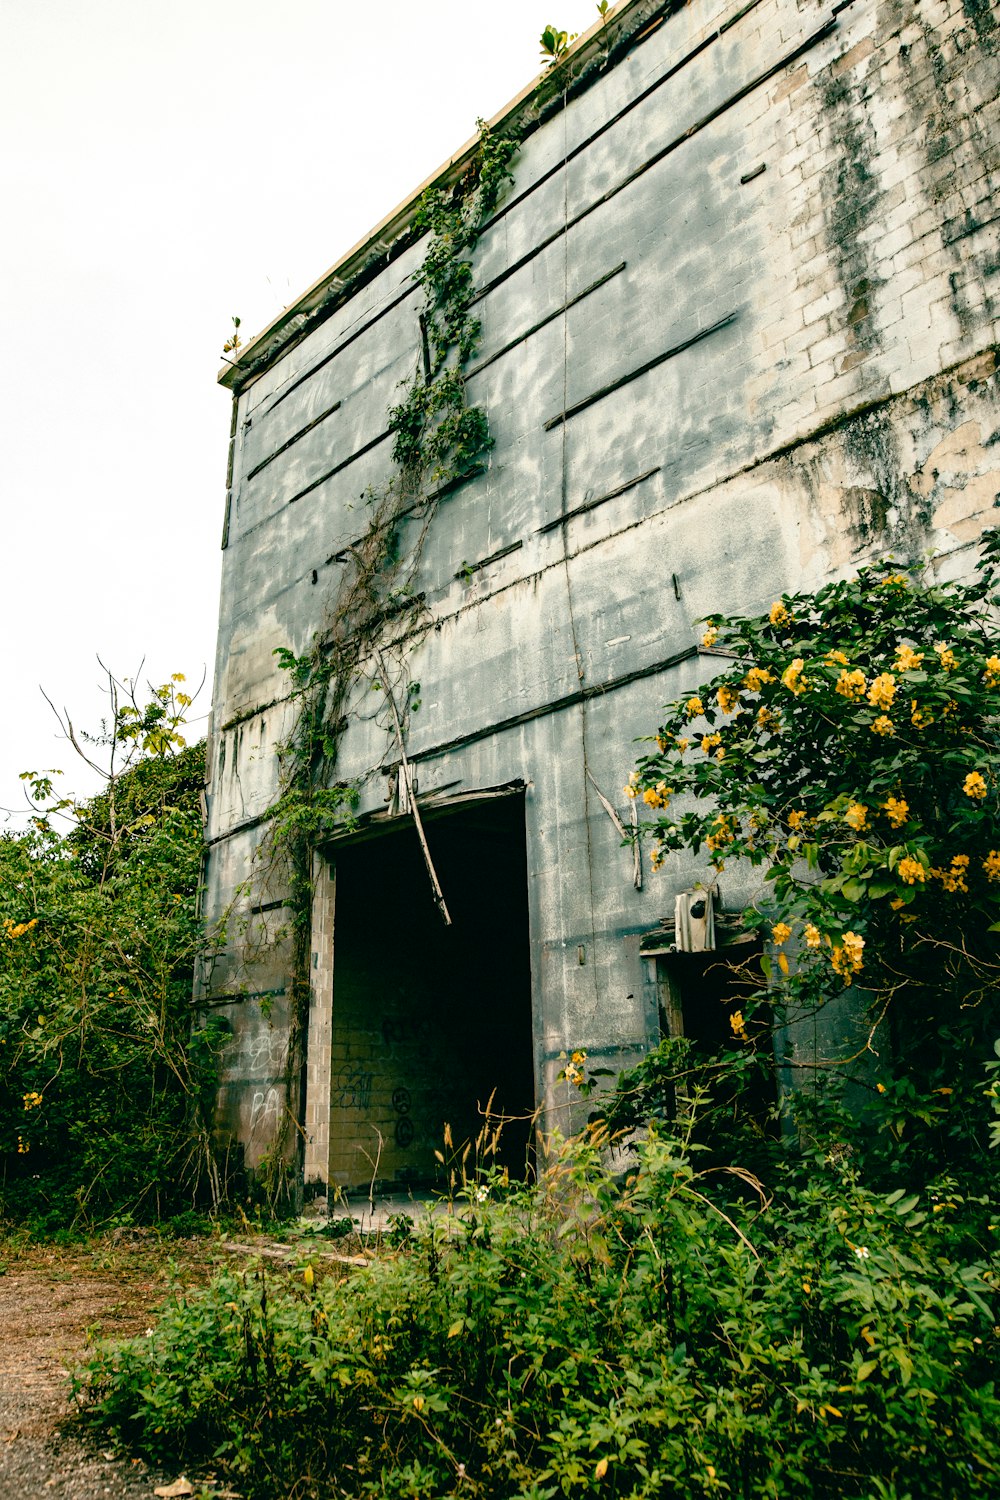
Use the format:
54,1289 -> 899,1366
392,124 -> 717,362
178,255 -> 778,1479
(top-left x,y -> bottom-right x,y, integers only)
1,0 -> 608,824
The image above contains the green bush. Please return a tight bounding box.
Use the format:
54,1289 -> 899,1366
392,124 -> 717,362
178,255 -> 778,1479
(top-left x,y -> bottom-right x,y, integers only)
78,1126 -> 1000,1499
0,681 -> 222,1226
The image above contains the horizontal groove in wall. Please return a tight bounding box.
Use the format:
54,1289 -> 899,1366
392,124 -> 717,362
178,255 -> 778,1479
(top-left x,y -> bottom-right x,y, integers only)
195,987 -> 288,1010
263,282 -> 419,417
471,17 -> 838,309
456,540 -> 523,579
221,694 -> 285,733
286,428 -> 393,506
246,399 -> 342,481
329,463 -> 488,566
544,314 -> 737,430
205,645 -> 710,848
537,467 -> 661,532
465,262 -> 627,380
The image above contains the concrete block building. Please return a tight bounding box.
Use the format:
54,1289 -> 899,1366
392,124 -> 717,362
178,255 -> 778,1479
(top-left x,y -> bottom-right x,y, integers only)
200,0 -> 1000,1198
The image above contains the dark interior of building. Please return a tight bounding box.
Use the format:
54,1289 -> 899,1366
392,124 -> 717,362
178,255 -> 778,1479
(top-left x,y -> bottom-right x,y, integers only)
325,792 -> 535,1191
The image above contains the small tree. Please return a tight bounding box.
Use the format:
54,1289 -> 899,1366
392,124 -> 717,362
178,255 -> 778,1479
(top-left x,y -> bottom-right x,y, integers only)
0,672 -> 222,1227
628,532 -> 1000,1181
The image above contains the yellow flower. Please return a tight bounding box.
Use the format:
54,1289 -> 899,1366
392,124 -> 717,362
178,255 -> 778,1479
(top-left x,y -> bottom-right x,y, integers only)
934,644 -> 958,672
844,802 -> 868,831
867,673 -> 896,710
676,737 -> 689,753
705,815 -> 736,853
757,705 -> 781,731
895,644 -> 925,672
715,747 -> 725,761
835,668 -> 867,700
788,809 -> 806,829
897,856 -> 926,885
880,572 -> 908,587
650,842 -> 665,872
623,771 -> 639,799
911,698 -> 931,729
981,849 -> 1000,881
826,650 -> 849,666
16,1136 -> 29,1155
804,923 -> 822,949
770,601 -> 792,627
870,715 -> 895,737
642,782 -> 672,809
931,854 -> 970,893
772,922 -> 792,945
685,696 -> 704,718
730,1010 -> 747,1039
985,655 -> 1000,688
744,666 -> 775,692
701,733 -> 722,754
717,683 -> 740,714
882,795 -> 909,828
655,734 -> 668,752
830,931 -> 864,980
22,1091 -> 43,1110
6,918 -> 39,939
701,624 -> 719,648
781,658 -> 808,694
963,771 -> 987,800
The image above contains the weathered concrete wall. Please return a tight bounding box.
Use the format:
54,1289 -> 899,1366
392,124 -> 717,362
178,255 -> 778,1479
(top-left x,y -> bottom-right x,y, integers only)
200,0 -> 1000,1188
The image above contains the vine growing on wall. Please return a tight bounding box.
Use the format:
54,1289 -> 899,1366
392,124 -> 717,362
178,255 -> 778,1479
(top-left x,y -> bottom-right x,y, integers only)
237,120 -> 518,1199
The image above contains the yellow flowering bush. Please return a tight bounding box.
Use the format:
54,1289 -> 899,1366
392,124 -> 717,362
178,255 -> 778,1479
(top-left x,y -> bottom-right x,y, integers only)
830,930 -> 865,980
781,658 -> 808,694
867,672 -> 897,709
895,644 -> 924,671
844,802 -> 868,831
629,533 -> 1000,1180
882,795 -> 909,827
836,668 -> 867,700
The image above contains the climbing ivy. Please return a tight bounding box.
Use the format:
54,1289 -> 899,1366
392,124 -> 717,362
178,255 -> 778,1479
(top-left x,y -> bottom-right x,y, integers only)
235,120 -> 518,1199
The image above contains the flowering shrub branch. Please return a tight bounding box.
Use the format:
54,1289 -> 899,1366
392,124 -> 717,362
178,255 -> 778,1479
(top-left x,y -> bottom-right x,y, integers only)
631,535 -> 1000,984
628,532 -> 1000,1173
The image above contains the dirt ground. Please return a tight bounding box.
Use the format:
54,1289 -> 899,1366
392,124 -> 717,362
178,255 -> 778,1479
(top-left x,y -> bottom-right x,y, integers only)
0,1235 -> 228,1500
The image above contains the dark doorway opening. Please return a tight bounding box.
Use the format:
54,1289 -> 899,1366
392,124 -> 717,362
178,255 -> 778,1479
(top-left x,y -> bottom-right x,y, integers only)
324,792 -> 535,1193
652,940 -> 778,1135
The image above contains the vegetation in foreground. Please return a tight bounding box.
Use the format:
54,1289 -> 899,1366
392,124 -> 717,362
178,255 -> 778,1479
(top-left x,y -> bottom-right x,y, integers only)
76,1120 -> 999,1500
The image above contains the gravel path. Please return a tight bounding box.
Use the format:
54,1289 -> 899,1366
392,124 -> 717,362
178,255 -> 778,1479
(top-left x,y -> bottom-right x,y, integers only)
0,1244 -> 218,1500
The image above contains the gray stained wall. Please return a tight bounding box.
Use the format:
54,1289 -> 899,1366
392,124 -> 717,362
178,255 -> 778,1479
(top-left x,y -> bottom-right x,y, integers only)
200,0 -> 1000,1192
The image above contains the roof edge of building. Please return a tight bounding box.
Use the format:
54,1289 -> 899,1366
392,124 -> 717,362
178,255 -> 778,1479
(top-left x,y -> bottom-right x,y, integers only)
218,0 -> 677,394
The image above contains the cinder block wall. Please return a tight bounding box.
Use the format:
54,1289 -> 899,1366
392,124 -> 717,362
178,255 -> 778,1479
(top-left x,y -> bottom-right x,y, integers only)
200,0 -> 1000,1184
